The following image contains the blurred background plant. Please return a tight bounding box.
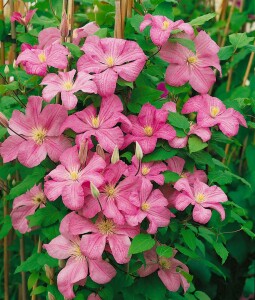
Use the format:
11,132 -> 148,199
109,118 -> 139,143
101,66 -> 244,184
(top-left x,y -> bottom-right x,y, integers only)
0,0 -> 255,299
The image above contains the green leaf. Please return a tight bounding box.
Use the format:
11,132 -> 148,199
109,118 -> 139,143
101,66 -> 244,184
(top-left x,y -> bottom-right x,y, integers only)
27,273 -> 39,290
143,147 -> 177,162
16,33 -> 38,45
218,46 -> 234,60
208,170 -> 233,185
181,229 -> 197,251
168,112 -> 190,130
241,226 -> 255,238
63,42 -> 83,58
94,28 -> 108,38
180,270 -> 193,283
163,171 -> 180,183
117,78 -> 133,89
213,242 -> 229,264
30,286 -> 47,296
174,244 -> 200,259
7,166 -> 46,200
27,203 -> 61,227
169,38 -> 196,53
189,13 -> 216,26
129,15 -> 144,33
156,245 -> 173,258
194,291 -> 211,300
229,33 -> 254,49
189,151 -> 215,168
153,2 -> 174,19
188,136 -> 208,153
131,86 -> 162,104
0,216 -> 12,239
128,234 -> 155,255
0,82 -> 19,95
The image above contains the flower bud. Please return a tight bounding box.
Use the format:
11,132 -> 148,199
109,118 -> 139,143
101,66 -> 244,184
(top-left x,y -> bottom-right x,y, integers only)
96,144 -> 105,160
90,182 -> 100,198
13,59 -> 18,69
111,145 -> 119,164
0,112 -> 9,128
48,292 -> 56,300
58,259 -> 65,268
60,10 -> 69,38
11,179 -> 16,186
93,5 -> 99,13
4,65 -> 9,75
78,141 -> 88,166
44,264 -> 54,281
135,141 -> 143,161
7,174 -> 11,181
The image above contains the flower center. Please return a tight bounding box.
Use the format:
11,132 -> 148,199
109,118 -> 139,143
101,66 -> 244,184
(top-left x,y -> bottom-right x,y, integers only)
210,106 -> 220,117
187,56 -> 198,64
104,184 -> 117,198
70,171 -> 79,181
162,20 -> 170,30
159,257 -> 171,270
32,192 -> 46,205
144,126 -> 153,137
141,202 -> 150,211
91,116 -> 100,128
97,219 -> 115,235
195,192 -> 206,203
70,241 -> 84,260
38,52 -> 47,63
105,56 -> 115,67
31,127 -> 47,145
63,81 -> 73,91
141,166 -> 150,176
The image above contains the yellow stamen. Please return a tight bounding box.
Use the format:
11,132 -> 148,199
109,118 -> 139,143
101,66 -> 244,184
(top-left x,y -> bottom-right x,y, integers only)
70,171 -> 79,181
210,106 -> 220,118
32,192 -> 46,205
187,56 -> 198,64
105,56 -> 115,67
141,166 -> 150,176
144,126 -> 153,137
162,20 -> 170,30
91,116 -> 100,128
159,257 -> 171,270
195,193 -> 206,203
63,81 -> 73,91
104,184 -> 116,198
38,52 -> 47,63
97,219 -> 115,235
31,127 -> 47,145
141,202 -> 150,211
70,241 -> 84,260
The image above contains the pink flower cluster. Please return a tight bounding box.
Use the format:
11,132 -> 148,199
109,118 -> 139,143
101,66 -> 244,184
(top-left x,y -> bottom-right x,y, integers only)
2,12 -> 248,300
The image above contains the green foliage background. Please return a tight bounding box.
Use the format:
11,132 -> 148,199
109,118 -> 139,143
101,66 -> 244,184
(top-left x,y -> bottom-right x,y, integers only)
0,0 -> 255,299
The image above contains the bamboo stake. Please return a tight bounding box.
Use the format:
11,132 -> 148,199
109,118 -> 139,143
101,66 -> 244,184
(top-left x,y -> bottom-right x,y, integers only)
20,236 -> 27,300
9,0 -> 17,63
242,44 -> 255,86
220,0 -> 237,47
31,238 -> 42,300
121,0 -> 127,37
67,0 -> 74,42
127,0 -> 133,18
114,0 -> 122,38
3,188 -> 9,300
0,0 -> 5,84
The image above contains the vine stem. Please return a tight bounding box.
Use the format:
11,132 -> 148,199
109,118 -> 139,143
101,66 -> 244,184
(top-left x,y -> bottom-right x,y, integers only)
20,237 -> 27,300
31,237 -> 42,300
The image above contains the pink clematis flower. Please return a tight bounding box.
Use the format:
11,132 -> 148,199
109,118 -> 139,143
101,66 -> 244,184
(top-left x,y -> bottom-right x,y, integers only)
44,212 -> 116,299
126,179 -> 171,233
37,22 -> 99,49
10,184 -> 46,234
11,9 -> 37,26
122,103 -> 176,154
0,96 -> 71,168
140,14 -> 194,46
157,82 -> 169,98
77,36 -> 147,96
138,247 -> 190,293
61,94 -> 131,153
169,122 -> 211,148
69,213 -> 139,264
81,160 -> 139,224
41,70 -> 97,110
127,155 -> 167,185
174,178 -> 227,224
16,44 -> 69,76
88,294 -> 102,300
182,94 -> 247,137
160,31 -> 221,94
167,156 -> 207,184
44,145 -> 106,210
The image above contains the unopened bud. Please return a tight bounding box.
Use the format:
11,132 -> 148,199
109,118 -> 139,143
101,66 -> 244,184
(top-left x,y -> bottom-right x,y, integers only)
0,112 -> 9,128
44,264 -> 54,281
111,146 -> 119,164
60,10 -> 69,38
78,141 -> 88,166
93,5 -> 99,13
58,259 -> 65,269
11,179 -> 16,186
13,59 -> 18,69
135,141 -> 143,161
96,144 -> 105,160
48,292 -> 56,300
90,182 -> 100,198
4,65 -> 9,75
7,174 -> 11,181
